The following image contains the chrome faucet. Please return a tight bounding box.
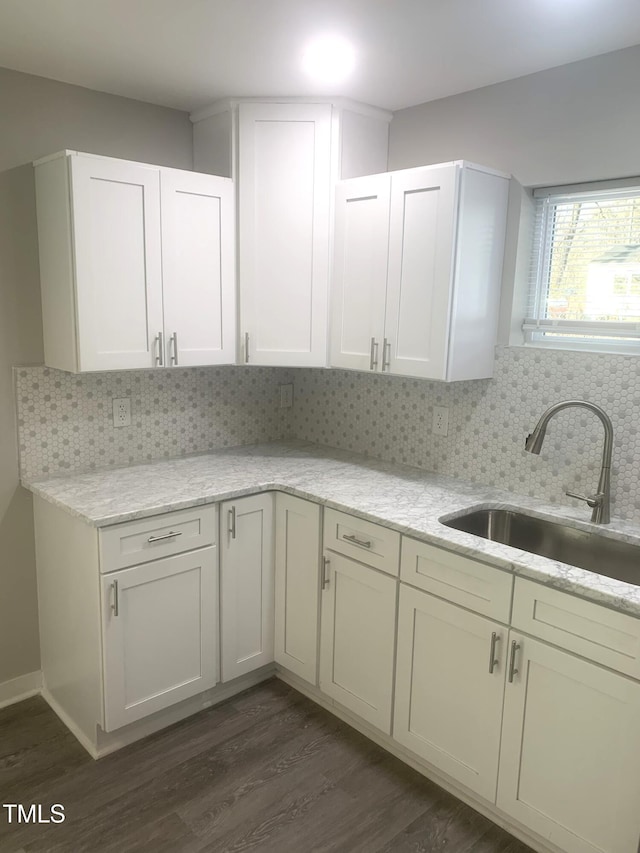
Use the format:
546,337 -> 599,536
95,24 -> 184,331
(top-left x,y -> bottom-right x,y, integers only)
525,400 -> 613,524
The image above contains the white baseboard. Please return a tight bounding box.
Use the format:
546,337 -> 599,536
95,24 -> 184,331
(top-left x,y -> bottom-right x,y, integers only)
0,670 -> 42,709
41,687 -> 100,759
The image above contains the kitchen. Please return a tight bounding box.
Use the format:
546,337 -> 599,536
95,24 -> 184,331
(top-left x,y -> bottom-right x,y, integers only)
2,2 -> 640,851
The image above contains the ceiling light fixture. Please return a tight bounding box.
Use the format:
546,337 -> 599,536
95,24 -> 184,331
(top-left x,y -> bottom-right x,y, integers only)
301,35 -> 356,84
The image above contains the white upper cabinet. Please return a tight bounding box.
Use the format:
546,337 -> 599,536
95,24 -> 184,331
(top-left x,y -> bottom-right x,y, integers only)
330,174 -> 391,372
34,151 -> 235,373
238,103 -> 331,367
191,97 -> 392,368
331,161 -> 510,381
160,168 -> 235,367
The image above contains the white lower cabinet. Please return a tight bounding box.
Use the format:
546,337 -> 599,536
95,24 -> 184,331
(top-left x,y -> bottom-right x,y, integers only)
274,494 -> 321,685
394,584 -> 506,802
101,548 -> 219,731
497,633 -> 640,853
220,493 -> 275,681
319,551 -> 397,733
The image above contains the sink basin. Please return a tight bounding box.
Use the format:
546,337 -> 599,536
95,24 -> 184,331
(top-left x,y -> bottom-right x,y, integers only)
442,508 -> 640,586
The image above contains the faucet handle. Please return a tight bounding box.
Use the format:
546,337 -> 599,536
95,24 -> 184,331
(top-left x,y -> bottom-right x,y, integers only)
566,490 -> 603,508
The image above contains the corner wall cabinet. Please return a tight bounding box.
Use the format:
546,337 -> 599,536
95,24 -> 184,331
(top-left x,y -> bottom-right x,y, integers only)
330,161 -> 510,381
191,98 -> 392,367
34,151 -> 235,372
32,487 -> 640,853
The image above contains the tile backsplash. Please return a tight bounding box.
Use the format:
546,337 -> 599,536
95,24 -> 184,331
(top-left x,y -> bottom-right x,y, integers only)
16,346 -> 640,523
292,347 -> 640,522
16,365 -> 293,481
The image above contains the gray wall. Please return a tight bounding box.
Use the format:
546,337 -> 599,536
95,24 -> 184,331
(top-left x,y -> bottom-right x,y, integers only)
0,67 -> 192,686
388,45 -> 640,187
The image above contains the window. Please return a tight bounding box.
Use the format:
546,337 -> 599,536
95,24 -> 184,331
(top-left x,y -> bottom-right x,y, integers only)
524,183 -> 640,352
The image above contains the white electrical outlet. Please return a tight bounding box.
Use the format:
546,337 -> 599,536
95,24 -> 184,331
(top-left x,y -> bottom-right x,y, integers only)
432,405 -> 449,436
280,383 -> 294,409
112,397 -> 131,428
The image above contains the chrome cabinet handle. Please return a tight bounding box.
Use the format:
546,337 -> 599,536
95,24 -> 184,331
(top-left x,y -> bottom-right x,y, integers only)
228,506 -> 236,539
244,332 -> 250,364
155,331 -> 164,366
508,640 -> 521,683
343,533 -> 372,549
147,530 -> 182,543
111,580 -> 119,617
322,556 -> 330,589
382,338 -> 391,372
488,632 -> 500,674
170,332 -> 178,366
369,337 -> 379,371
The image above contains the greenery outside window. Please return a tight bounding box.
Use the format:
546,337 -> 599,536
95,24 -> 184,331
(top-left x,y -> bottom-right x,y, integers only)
524,183 -> 640,352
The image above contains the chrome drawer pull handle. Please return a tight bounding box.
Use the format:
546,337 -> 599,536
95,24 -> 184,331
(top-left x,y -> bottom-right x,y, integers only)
156,331 -> 164,366
170,332 -> 178,366
382,338 -> 391,372
508,640 -> 521,683
488,632 -> 500,674
369,337 -> 379,371
229,506 -> 237,539
322,556 -> 330,590
111,580 -> 119,617
147,530 -> 182,543
343,533 -> 372,548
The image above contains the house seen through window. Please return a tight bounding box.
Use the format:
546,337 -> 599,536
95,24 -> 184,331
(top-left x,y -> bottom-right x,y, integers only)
524,185 -> 640,351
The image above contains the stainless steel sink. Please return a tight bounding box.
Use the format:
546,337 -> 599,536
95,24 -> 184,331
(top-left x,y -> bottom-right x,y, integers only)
442,508 -> 640,586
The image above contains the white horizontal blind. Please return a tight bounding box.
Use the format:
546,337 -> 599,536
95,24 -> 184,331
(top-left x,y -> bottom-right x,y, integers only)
525,184 -> 640,352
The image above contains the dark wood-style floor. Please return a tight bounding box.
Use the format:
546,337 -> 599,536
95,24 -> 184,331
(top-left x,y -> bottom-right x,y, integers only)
0,679 -> 534,853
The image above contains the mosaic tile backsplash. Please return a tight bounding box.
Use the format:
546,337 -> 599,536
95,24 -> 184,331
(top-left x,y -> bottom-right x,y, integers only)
16,346 -> 640,523
16,365 -> 294,480
291,347 -> 640,522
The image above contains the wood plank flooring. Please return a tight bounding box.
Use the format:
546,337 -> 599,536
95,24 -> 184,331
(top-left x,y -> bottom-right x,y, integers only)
0,679 -> 534,853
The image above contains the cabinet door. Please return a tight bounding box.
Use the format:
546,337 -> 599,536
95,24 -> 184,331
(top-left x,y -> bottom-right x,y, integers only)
330,173 -> 390,371
394,585 -> 506,802
498,634 -> 640,853
238,103 -> 331,367
220,493 -> 274,681
160,169 -> 236,367
384,164 -> 458,380
70,155 -> 164,371
101,547 -> 218,731
274,495 -> 321,685
320,552 -> 397,733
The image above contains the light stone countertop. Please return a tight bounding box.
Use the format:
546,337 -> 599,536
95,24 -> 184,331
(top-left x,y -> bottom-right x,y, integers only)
24,440 -> 640,618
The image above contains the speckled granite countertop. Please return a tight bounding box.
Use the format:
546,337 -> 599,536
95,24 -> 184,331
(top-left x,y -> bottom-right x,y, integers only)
24,440 -> 640,618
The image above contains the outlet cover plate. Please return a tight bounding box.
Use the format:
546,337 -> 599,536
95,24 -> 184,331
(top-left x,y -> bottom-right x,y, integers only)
280,384 -> 293,409
432,405 -> 449,437
112,397 -> 132,428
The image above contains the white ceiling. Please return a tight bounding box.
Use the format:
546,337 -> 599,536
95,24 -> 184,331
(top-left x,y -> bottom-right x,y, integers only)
1,0 -> 640,114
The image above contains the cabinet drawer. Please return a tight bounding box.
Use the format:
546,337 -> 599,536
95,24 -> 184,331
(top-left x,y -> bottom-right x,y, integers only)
100,505 -> 217,572
323,508 -> 400,576
512,577 -> 640,679
400,537 -> 513,622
